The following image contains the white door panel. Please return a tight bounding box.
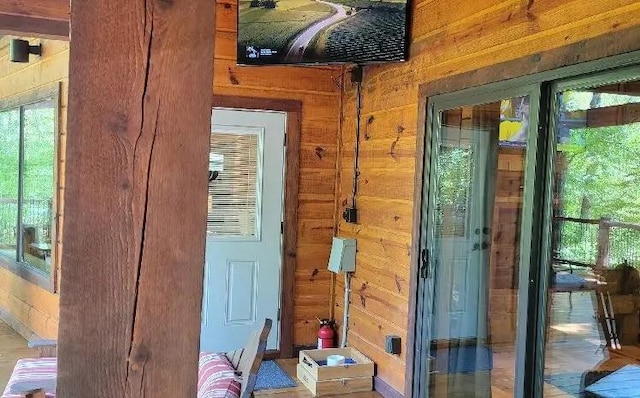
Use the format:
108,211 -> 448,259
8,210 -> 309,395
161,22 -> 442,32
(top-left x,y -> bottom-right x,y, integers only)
200,108 -> 285,352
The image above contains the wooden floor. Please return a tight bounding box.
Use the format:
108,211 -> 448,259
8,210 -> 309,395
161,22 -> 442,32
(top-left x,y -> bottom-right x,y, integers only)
0,322 -> 37,389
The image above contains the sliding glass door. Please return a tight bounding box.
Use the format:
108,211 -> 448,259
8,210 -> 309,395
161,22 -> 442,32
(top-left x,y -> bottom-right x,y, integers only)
415,62 -> 640,397
541,67 -> 640,397
415,86 -> 542,397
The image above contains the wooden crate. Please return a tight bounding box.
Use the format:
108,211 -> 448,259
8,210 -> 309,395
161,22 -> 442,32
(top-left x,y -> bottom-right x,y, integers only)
299,347 -> 374,380
297,347 -> 374,396
297,364 -> 372,396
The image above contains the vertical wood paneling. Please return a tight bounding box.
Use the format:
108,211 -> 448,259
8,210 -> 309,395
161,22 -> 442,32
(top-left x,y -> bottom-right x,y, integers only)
335,0 -> 640,393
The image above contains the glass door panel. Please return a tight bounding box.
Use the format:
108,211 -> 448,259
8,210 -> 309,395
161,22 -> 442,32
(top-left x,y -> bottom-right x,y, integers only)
420,93 -> 536,397
543,73 -> 640,397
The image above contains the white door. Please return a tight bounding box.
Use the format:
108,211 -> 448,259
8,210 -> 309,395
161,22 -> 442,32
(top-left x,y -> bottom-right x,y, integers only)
432,122 -> 496,341
200,108 -> 286,352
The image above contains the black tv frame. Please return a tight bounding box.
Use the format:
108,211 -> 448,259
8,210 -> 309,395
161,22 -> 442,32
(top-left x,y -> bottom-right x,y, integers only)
235,0 -> 411,66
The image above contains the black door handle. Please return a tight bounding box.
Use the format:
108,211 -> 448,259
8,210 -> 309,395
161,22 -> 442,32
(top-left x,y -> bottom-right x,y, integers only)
420,248 -> 429,279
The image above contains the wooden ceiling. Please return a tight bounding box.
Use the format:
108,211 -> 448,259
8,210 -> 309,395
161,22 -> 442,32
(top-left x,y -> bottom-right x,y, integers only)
0,0 -> 69,40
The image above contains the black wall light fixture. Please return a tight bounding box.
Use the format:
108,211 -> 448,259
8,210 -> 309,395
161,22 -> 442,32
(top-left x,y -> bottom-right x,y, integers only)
9,39 -> 42,63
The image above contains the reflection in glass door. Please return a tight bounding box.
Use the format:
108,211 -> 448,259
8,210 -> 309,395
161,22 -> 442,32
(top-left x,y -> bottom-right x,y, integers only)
543,70 -> 640,397
416,91 -> 538,397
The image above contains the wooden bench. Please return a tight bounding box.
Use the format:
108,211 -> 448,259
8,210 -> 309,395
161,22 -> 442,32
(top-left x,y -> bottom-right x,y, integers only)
2,319 -> 272,398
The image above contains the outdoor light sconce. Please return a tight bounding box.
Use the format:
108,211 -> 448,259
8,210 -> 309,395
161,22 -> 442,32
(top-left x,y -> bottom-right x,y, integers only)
9,39 -> 42,63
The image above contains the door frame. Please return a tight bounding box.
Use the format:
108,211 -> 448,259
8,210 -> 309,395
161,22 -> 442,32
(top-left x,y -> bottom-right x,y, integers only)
211,95 -> 301,358
406,27 -> 640,398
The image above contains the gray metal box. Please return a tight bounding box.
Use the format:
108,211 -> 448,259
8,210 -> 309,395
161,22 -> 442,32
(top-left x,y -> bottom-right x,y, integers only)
327,237 -> 356,273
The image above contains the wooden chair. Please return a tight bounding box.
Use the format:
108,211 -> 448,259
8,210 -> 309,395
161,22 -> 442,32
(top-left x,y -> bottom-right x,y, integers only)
225,318 -> 272,398
4,319 -> 272,398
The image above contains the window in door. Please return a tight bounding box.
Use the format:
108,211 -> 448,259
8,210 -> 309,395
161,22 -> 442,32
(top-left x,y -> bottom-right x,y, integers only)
207,129 -> 262,239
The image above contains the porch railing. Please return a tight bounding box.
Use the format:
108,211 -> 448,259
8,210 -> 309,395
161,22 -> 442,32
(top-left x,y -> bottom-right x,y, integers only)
554,216 -> 640,268
0,198 -> 53,245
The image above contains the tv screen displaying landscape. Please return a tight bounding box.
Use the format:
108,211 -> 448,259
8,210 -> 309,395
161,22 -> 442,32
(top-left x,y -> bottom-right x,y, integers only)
237,0 -> 408,65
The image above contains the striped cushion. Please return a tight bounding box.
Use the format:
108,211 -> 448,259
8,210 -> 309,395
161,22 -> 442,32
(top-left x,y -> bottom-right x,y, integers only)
2,357 -> 57,398
197,352 -> 241,398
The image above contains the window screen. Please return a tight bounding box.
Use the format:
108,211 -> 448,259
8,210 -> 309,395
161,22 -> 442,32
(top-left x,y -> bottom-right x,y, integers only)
207,131 -> 261,238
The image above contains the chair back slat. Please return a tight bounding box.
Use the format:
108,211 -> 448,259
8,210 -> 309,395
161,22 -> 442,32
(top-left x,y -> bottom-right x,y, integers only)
230,319 -> 272,398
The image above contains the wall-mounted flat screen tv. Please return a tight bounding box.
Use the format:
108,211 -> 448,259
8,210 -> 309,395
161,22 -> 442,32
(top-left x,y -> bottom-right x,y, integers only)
237,0 -> 408,65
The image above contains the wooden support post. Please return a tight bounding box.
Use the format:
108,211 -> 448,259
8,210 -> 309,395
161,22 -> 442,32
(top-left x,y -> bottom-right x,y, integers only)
596,217 -> 611,269
57,1 -> 214,397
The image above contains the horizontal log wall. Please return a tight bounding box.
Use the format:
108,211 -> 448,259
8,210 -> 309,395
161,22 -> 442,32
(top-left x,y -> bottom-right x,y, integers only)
335,0 -> 640,393
0,37 -> 67,339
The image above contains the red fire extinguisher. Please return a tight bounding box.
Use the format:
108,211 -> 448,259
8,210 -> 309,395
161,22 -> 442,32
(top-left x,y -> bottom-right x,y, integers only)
317,319 -> 336,349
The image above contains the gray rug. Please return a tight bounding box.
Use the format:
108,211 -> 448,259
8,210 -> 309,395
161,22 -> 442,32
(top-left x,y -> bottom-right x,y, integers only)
254,360 -> 297,391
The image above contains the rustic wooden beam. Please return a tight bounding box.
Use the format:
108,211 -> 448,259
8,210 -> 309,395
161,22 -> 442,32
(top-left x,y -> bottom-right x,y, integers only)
0,0 -> 69,40
593,82 -> 640,95
57,0 -> 214,396
586,103 -> 640,127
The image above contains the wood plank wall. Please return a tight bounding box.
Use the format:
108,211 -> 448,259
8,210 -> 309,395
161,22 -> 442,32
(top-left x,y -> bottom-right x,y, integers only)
0,20 -> 341,349
334,0 -> 640,393
212,0 -> 342,346
0,37 -> 67,339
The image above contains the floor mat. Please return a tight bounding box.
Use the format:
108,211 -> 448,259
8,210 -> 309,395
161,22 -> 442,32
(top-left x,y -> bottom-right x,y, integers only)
432,346 -> 493,374
254,360 -> 298,391
544,372 -> 584,397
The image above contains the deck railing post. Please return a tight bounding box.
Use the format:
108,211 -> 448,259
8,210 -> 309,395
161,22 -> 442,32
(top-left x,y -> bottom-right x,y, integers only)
596,217 -> 611,269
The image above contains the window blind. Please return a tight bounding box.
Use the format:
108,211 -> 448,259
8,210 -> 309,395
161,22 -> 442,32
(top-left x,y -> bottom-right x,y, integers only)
207,132 -> 260,238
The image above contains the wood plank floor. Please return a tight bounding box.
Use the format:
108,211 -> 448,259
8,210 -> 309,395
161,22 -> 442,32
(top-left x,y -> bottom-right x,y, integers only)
0,322 -> 37,389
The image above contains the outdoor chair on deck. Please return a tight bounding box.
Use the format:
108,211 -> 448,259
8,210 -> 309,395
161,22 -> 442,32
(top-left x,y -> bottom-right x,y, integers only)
2,319 -> 272,398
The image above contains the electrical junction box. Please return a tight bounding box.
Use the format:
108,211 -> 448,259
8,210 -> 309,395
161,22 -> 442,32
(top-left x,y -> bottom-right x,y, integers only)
328,237 -> 356,273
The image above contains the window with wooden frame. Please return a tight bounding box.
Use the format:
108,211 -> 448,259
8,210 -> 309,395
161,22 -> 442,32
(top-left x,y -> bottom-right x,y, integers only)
0,84 -> 60,290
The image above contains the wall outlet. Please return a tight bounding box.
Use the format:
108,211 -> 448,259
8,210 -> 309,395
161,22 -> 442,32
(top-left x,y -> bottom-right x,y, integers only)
385,335 -> 401,355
